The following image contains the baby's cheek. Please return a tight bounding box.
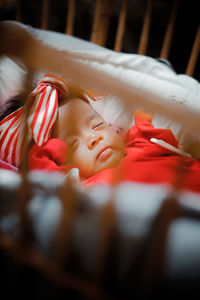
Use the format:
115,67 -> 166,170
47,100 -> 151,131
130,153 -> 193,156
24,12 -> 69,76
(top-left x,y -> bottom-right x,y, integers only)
66,150 -> 80,169
109,124 -> 125,136
68,150 -> 90,174
79,163 -> 95,178
79,156 -> 97,178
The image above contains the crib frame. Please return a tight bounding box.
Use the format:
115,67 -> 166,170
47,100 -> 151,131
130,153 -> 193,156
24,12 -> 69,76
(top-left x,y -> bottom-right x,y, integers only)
0,1 -> 200,299
1,0 -> 200,78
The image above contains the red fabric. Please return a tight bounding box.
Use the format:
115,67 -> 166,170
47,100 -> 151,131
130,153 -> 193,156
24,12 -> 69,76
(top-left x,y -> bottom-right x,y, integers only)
28,138 -> 74,173
84,111 -> 200,193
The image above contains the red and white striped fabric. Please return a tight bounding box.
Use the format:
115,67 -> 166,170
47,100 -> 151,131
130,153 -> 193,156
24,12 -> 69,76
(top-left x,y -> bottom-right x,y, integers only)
0,73 -> 100,168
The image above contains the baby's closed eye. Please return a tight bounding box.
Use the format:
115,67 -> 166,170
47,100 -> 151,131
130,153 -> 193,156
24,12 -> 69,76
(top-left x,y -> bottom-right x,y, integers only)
92,122 -> 104,129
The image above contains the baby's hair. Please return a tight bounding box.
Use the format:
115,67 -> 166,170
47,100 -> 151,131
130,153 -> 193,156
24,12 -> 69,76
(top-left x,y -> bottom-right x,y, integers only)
0,95 -> 25,121
58,84 -> 90,107
0,73 -> 92,124
0,83 -> 80,121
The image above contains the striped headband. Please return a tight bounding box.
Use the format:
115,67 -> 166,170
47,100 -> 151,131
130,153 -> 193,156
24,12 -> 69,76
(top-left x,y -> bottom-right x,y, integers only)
0,73 -> 101,168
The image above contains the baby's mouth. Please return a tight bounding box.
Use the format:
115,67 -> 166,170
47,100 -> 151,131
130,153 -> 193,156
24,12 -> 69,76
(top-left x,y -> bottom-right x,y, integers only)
97,147 -> 113,162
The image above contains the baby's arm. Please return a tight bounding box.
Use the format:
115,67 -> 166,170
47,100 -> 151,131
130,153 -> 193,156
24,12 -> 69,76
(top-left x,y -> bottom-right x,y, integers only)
0,21 -> 76,82
0,21 -> 89,88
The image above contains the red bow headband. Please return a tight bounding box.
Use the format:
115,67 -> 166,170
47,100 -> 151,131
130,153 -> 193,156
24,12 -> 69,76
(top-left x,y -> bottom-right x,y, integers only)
0,73 -> 101,167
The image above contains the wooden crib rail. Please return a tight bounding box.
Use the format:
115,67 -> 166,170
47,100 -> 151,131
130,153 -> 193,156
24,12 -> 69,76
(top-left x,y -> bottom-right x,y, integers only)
137,0 -> 154,55
160,0 -> 179,60
65,0 -> 75,35
1,170 -> 200,299
114,0 -> 127,52
186,26 -> 200,76
1,0 -> 199,78
41,0 -> 48,30
90,0 -> 114,47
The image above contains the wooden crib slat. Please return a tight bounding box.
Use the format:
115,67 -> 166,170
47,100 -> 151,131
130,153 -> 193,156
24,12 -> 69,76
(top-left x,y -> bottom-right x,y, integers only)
52,180 -> 76,265
65,0 -> 75,35
114,0 -> 127,52
16,0 -> 21,21
16,177 -> 33,245
186,26 -> 200,77
0,0 -> 6,9
94,197 -> 116,282
0,0 -> 13,9
139,194 -> 179,298
0,232 -> 108,300
91,0 -> 114,47
41,0 -> 49,30
138,0 -> 154,55
0,0 -> 21,20
160,0 -> 179,60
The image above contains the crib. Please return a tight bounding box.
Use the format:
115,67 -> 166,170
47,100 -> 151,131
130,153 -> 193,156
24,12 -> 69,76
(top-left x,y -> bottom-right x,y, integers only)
0,1 -> 200,299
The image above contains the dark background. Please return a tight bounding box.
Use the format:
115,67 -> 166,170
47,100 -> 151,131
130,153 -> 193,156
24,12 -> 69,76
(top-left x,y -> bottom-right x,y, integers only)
1,0 -> 199,81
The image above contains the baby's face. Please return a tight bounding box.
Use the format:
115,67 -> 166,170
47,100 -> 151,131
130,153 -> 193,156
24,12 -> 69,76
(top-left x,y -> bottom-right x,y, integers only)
57,98 -> 125,178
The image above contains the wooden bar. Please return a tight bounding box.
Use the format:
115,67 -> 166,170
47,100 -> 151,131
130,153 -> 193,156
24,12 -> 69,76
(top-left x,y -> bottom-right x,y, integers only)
0,0 -> 13,9
186,26 -> 200,76
0,0 -> 6,9
0,233 -> 108,300
114,0 -> 127,52
41,0 -> 49,30
52,180 -> 76,265
16,0 -> 21,21
91,0 -> 114,47
160,0 -> 179,59
94,197 -> 116,282
0,0 -> 21,18
65,0 -> 75,35
139,194 -> 180,298
138,0 -> 154,55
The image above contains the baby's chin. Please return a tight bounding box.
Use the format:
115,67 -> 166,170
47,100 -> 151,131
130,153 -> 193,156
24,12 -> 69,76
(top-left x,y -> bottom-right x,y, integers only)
103,150 -> 124,169
81,150 -> 124,179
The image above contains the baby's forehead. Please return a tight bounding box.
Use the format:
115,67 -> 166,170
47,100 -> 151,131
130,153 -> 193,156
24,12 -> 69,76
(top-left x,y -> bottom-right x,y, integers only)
64,98 -> 100,120
60,97 -> 96,113
57,98 -> 103,137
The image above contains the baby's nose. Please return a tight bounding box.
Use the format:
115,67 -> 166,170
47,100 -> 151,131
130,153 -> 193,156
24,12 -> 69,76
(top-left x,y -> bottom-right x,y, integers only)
88,133 -> 103,149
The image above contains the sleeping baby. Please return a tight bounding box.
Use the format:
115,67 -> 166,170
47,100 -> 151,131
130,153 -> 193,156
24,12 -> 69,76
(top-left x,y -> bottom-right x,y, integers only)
1,73 -> 200,193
